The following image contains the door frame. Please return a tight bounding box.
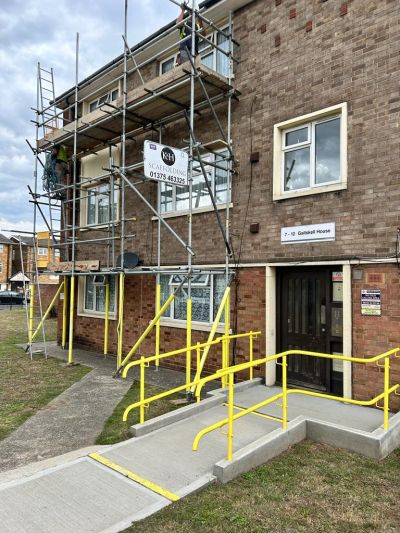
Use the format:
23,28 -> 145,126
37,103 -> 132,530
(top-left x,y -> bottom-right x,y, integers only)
265,263 -> 352,398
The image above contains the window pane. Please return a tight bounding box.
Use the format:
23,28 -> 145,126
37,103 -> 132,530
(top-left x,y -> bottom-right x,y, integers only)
161,57 -> 175,74
85,277 -> 94,310
315,118 -> 340,184
285,127 -> 308,146
176,184 -> 190,211
96,285 -> 106,312
111,89 -> 119,100
87,189 -> 96,224
97,185 -> 109,224
192,287 -> 211,322
201,52 -> 214,69
284,147 -> 310,191
89,101 -> 97,112
215,152 -> 229,204
213,275 -> 226,322
109,278 -> 116,313
174,286 -> 188,320
192,173 -> 209,209
216,31 -> 229,77
159,275 -> 171,317
160,183 -> 173,213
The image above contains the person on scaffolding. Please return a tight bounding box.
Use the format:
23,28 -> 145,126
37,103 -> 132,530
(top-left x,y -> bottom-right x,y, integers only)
43,144 -> 68,197
176,2 -> 204,65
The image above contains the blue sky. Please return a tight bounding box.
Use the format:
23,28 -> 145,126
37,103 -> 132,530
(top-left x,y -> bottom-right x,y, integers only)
0,0 -> 186,235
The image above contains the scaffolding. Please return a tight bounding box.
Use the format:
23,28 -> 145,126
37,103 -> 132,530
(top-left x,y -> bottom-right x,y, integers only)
28,0 -> 241,382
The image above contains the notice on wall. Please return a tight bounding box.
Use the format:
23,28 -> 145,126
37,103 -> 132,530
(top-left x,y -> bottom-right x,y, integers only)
361,289 -> 381,316
144,140 -> 188,186
281,223 -> 335,244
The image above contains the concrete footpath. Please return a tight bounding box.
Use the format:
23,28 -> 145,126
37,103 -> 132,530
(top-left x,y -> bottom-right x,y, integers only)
0,342 -> 216,473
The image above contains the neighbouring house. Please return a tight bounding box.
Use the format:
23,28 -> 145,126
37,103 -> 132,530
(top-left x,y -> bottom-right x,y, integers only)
36,0 -> 400,410
0,233 -> 13,291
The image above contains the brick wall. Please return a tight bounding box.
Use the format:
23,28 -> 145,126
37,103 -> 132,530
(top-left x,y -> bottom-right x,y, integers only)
59,267 -> 266,378
34,283 -> 60,317
352,264 -> 400,410
0,245 -> 11,286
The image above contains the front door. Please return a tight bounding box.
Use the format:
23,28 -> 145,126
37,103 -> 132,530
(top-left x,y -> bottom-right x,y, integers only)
278,268 -> 333,391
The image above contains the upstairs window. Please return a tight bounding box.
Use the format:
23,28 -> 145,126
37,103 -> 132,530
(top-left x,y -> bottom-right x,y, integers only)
87,184 -> 119,226
0,244 -> 3,252
273,103 -> 347,200
160,150 -> 229,214
38,247 -> 47,256
89,87 -> 119,113
160,55 -> 178,75
199,26 -> 230,77
0,262 -> 2,273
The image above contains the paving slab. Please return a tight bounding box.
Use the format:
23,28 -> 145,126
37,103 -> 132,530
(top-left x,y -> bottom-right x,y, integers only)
0,458 -> 169,533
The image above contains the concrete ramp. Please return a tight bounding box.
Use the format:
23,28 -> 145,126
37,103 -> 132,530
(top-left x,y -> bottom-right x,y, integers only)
0,380 -> 399,533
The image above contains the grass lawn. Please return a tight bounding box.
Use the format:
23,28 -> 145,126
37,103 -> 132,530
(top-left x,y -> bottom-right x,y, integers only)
0,308 -> 90,440
124,441 -> 400,533
96,381 -> 182,445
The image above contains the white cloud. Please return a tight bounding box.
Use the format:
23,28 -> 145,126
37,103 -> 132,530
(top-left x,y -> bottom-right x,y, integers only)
0,0 -> 178,232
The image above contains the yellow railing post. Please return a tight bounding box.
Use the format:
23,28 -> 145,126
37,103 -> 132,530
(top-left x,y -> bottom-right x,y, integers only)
227,372 -> 234,460
249,331 -> 254,381
384,356 -> 390,430
282,355 -> 288,430
140,356 -> 145,424
186,298 -> 192,393
223,293 -> 230,388
104,280 -> 110,356
155,283 -> 161,369
191,286 -> 230,392
68,276 -> 75,364
117,273 -> 125,369
62,276 -> 68,349
29,283 -> 35,345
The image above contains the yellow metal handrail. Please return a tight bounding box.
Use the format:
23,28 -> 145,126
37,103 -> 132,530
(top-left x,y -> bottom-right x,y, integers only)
122,330 -> 261,424
192,348 -> 400,460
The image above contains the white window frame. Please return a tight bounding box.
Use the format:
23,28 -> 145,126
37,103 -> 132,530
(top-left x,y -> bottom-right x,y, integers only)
159,272 -> 226,329
37,247 -> 47,256
159,53 -> 178,75
83,182 -> 120,228
0,244 -> 3,252
159,150 -> 230,216
273,102 -> 348,201
88,86 -> 119,114
159,24 -> 230,77
77,275 -> 117,320
0,262 -> 3,273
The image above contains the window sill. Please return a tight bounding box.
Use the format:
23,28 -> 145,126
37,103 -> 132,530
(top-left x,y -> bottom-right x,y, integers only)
273,182 -> 347,202
153,203 -> 233,220
160,317 -> 229,334
77,310 -> 117,320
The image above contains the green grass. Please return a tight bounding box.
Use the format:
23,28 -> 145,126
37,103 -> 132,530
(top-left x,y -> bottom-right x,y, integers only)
96,381 -> 182,445
0,308 -> 90,440
123,440 -> 400,533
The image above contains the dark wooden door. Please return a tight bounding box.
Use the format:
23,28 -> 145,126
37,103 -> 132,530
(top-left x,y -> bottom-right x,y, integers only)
278,269 -> 331,391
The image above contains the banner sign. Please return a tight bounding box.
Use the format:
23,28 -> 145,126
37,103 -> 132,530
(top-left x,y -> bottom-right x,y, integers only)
144,140 -> 188,186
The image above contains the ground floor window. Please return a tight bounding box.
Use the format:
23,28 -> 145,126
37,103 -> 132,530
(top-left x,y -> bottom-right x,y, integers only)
82,275 -> 116,316
160,273 -> 227,324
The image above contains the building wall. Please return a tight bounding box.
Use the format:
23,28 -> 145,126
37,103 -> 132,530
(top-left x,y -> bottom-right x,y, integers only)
0,244 -> 11,288
351,264 -> 400,410
60,267 -> 266,378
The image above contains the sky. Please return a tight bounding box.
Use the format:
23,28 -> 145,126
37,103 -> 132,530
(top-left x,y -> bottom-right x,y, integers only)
0,0 -> 186,236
